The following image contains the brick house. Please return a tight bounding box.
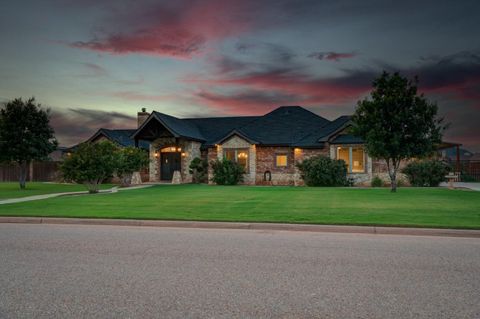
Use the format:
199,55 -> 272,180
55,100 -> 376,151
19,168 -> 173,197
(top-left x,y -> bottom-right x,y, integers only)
132,105 -> 386,185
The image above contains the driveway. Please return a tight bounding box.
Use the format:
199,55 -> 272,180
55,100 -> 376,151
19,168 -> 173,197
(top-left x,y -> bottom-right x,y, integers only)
0,224 -> 479,319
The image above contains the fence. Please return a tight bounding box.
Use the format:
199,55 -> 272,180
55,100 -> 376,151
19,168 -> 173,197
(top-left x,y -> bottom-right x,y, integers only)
458,160 -> 480,182
0,161 -> 61,182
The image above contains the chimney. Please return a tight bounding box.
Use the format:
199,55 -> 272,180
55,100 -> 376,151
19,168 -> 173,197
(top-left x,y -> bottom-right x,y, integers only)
137,108 -> 150,128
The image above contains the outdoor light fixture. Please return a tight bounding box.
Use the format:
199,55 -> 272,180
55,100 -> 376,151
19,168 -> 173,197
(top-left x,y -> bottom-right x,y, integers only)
154,151 -> 159,158
177,147 -> 182,152
181,152 -> 186,157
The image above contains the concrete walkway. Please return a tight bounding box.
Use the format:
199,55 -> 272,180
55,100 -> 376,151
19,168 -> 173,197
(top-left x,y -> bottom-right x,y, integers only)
440,182 -> 480,191
0,184 -> 153,205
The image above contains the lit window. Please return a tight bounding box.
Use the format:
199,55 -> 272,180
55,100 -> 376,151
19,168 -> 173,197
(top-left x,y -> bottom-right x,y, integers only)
223,149 -> 248,172
336,146 -> 365,173
276,154 -> 288,167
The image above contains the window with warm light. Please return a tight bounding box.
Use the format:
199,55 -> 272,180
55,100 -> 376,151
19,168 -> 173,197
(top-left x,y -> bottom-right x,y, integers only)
223,148 -> 249,172
336,146 -> 365,173
276,154 -> 288,167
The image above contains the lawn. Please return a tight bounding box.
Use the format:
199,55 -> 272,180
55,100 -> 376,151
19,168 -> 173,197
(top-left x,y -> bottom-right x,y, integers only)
0,182 -> 114,200
0,184 -> 479,229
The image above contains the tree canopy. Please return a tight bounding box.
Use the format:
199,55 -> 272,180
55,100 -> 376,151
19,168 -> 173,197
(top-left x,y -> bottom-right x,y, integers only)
352,72 -> 445,192
0,97 -> 58,189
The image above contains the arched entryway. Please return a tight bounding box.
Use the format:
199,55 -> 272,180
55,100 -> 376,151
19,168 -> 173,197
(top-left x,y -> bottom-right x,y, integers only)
160,146 -> 181,181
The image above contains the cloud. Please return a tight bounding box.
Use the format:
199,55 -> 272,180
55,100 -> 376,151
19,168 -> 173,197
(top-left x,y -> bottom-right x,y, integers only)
110,91 -> 171,102
67,0 -> 258,58
50,108 -> 135,146
308,51 -> 357,62
73,62 -> 108,77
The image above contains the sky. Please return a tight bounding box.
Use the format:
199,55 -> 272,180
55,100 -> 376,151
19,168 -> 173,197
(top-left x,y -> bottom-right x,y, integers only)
0,0 -> 479,151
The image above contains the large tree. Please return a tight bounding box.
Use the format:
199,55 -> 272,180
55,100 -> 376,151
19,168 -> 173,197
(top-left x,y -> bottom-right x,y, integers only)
0,98 -> 58,189
61,141 -> 119,193
352,72 -> 445,192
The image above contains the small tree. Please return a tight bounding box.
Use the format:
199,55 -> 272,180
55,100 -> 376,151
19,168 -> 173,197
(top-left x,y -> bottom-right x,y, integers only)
61,141 -> 119,193
296,155 -> 350,186
189,157 -> 208,183
210,159 -> 244,185
116,147 -> 150,187
352,72 -> 444,192
0,97 -> 58,189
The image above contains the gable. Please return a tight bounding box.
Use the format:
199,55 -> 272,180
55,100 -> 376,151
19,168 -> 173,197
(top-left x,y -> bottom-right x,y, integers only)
220,135 -> 252,148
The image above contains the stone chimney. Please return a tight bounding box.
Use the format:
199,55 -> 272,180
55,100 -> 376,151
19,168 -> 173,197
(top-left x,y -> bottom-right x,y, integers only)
137,108 -> 150,128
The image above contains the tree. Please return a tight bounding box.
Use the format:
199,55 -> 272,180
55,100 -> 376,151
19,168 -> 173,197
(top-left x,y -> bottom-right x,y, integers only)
189,157 -> 208,183
0,98 -> 58,189
352,72 -> 444,192
61,141 -> 119,193
116,147 -> 150,187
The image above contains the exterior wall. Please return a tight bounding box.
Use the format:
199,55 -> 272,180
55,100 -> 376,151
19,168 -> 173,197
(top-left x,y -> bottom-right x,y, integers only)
372,158 -> 410,186
256,147 -> 295,185
207,147 -> 218,184
330,144 -> 373,185
149,137 -> 201,183
216,135 -> 256,185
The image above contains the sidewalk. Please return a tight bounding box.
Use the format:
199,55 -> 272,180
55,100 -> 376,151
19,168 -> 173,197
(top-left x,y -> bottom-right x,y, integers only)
1,217 -> 479,238
0,184 -> 153,205
440,182 -> 480,191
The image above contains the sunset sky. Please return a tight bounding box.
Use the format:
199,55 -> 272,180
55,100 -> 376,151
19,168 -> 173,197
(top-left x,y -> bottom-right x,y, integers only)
1,0 -> 479,151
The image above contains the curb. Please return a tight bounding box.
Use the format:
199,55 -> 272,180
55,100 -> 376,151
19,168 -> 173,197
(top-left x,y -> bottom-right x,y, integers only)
0,217 -> 479,238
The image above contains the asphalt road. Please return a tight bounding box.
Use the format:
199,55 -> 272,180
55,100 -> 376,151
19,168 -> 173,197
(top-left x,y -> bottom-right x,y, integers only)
0,224 -> 479,319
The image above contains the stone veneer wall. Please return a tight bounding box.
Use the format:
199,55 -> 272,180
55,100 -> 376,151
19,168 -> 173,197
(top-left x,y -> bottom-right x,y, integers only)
215,135 -> 256,185
371,158 -> 410,186
255,147 -> 295,185
149,137 -> 201,183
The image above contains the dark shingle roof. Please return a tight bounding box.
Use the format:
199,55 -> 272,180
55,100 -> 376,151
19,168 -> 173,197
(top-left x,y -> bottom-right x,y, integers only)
236,106 -> 330,145
92,129 -> 149,149
330,134 -> 364,144
133,106 -> 356,148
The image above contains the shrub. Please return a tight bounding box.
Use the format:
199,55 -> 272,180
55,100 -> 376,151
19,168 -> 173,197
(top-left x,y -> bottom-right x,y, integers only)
371,176 -> 384,187
296,155 -> 349,186
116,147 -> 150,187
402,160 -> 450,187
189,157 -> 208,183
210,159 -> 244,185
61,141 -> 119,193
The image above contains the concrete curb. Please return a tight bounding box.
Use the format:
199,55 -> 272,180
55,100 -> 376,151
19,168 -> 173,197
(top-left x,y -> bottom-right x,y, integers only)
1,217 -> 479,238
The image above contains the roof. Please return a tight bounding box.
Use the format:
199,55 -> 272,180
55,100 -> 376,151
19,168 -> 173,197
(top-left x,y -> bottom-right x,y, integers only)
89,129 -> 149,149
133,106 -> 357,148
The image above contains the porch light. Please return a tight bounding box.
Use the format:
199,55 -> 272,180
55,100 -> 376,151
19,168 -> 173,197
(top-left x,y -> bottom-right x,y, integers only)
181,152 -> 186,157
154,151 -> 159,158
237,152 -> 248,159
177,147 -> 182,152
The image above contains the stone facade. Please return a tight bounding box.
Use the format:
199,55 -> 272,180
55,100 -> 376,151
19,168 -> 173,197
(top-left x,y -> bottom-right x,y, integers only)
215,135 -> 257,185
149,137 -> 201,183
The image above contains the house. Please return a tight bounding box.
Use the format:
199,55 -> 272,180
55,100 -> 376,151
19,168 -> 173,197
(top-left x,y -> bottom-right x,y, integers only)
132,105 -> 389,185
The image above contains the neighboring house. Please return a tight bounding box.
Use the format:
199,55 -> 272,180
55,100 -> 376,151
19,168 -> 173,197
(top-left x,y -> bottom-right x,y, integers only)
132,105 -> 402,185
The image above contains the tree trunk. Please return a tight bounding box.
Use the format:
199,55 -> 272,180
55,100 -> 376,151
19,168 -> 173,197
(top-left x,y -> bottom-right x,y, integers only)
386,159 -> 397,193
19,161 -> 28,190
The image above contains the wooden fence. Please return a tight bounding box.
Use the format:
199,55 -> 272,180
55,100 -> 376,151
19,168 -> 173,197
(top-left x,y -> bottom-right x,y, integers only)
0,161 -> 61,182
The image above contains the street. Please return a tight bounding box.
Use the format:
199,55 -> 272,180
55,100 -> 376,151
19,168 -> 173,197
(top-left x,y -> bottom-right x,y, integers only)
0,224 -> 479,318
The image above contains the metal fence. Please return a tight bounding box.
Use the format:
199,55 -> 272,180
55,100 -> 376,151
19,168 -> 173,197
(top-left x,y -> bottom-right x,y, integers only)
458,160 -> 480,182
0,161 -> 61,182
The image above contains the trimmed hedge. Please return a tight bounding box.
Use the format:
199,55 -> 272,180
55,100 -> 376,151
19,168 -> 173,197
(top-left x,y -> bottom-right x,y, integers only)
210,159 -> 245,185
297,155 -> 350,186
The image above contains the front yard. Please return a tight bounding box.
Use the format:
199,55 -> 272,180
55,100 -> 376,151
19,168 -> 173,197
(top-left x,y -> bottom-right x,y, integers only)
1,185 -> 479,229
0,182 -> 113,200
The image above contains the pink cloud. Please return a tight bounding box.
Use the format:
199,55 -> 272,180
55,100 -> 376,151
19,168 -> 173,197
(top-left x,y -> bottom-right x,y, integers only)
68,0 -> 256,58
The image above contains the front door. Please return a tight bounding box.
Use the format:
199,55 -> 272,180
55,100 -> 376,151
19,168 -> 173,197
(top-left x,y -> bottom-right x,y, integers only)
160,152 -> 181,180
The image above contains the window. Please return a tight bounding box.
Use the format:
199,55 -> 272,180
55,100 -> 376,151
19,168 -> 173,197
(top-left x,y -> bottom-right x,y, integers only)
336,146 -> 365,173
224,149 -> 249,172
276,154 -> 288,167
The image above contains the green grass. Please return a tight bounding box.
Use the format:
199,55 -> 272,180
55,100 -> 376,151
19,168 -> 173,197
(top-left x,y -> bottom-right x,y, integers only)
0,184 -> 479,229
0,182 -> 114,200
